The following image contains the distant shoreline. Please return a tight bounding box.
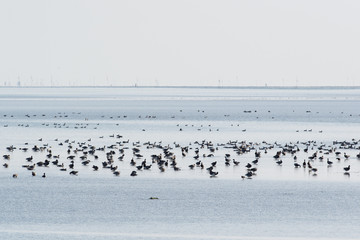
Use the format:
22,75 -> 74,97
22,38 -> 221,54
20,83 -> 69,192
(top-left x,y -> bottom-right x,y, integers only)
0,86 -> 359,90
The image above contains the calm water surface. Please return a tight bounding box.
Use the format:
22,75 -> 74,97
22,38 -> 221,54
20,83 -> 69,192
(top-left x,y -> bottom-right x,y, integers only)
0,87 -> 359,240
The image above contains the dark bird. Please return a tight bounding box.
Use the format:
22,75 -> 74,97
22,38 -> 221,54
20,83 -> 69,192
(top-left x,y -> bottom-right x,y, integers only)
344,165 -> 350,172
307,161 -> 312,169
69,161 -> 74,169
209,170 -> 218,177
82,160 -> 90,166
294,163 -> 301,168
245,171 -> 253,178
250,167 -> 257,172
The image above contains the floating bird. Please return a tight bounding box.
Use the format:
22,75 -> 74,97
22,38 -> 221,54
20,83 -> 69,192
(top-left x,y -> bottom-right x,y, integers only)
294,163 -> 301,168
344,165 -> 350,172
327,158 -> 333,165
245,171 -> 253,178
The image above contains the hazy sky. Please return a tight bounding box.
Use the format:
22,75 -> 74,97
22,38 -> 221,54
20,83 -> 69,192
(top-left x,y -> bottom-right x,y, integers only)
1,0 -> 360,86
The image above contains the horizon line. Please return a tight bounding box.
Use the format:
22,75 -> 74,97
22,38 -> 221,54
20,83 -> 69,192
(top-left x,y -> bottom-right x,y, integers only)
0,85 -> 360,89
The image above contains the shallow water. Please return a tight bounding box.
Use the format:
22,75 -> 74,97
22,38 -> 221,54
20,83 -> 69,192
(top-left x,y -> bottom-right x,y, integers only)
1,177 -> 360,240
0,87 -> 360,239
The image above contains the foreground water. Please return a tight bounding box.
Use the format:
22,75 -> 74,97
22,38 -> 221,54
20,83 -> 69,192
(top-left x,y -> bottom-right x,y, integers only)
0,87 -> 359,239
1,177 -> 360,240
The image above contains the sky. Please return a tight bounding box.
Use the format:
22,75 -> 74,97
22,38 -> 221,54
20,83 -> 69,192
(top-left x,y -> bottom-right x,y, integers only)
1,0 -> 360,87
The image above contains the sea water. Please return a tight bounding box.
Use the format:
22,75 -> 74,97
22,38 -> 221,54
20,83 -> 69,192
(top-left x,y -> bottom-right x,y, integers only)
0,87 -> 359,240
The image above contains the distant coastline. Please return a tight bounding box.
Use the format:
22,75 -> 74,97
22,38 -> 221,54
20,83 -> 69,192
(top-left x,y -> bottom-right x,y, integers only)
0,85 -> 359,90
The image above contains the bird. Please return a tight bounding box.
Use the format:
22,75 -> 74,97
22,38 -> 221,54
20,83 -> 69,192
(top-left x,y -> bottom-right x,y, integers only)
327,158 -> 333,165
344,165 -> 350,172
69,161 -> 74,169
294,163 -> 301,168
42,173 -> 46,178
249,167 -> 257,172
209,170 -> 218,177
307,161 -> 312,169
69,171 -> 78,175
130,171 -> 137,176
245,171 -> 253,178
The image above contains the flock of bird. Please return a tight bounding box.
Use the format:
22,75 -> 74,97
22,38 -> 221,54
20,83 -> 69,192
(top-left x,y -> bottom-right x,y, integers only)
1,106 -> 359,180
2,134 -> 360,180
1,106 -> 358,131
